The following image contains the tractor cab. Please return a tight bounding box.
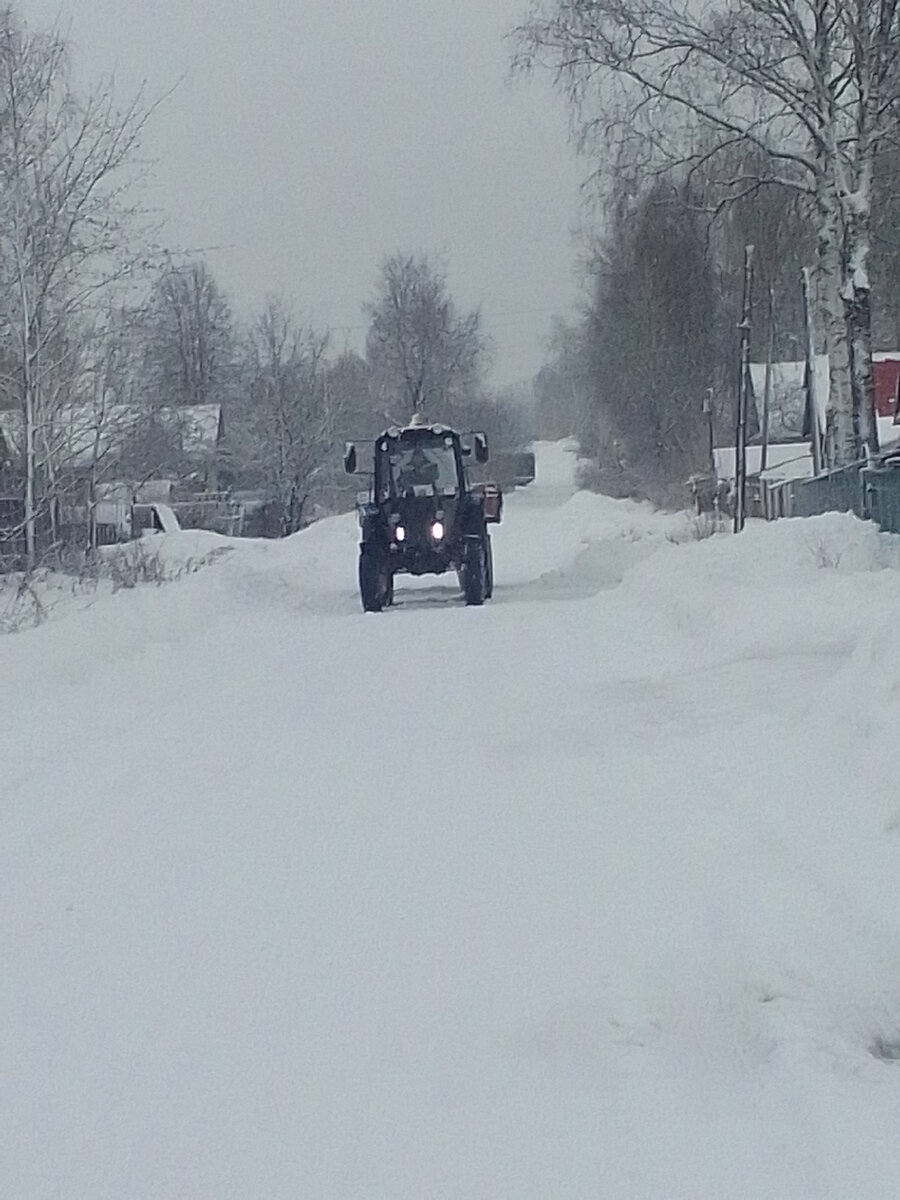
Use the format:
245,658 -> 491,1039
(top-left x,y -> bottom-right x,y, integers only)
378,426 -> 465,500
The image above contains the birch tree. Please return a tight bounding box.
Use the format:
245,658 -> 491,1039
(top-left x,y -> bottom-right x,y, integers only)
0,7 -> 152,566
517,0 -> 900,464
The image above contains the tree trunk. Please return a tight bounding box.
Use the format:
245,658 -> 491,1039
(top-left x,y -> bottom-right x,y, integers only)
841,169 -> 879,456
845,284 -> 878,455
15,237 -> 38,570
816,183 -> 857,466
23,363 -> 36,571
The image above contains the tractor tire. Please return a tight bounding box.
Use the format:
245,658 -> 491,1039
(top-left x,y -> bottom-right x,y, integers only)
359,546 -> 391,612
461,536 -> 487,607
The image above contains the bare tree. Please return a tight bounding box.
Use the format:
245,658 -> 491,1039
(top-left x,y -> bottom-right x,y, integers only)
534,318 -> 594,443
517,0 -> 900,464
235,298 -> 331,535
139,260 -> 237,410
594,179 -> 718,498
326,349 -> 379,438
365,253 -> 488,421
0,7 -> 153,566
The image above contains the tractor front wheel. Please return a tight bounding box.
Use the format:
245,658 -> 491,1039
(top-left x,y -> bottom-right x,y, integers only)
461,536 -> 487,607
359,546 -> 391,612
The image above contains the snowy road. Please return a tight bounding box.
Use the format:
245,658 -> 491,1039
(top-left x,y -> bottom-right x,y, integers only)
4,442 -> 900,1198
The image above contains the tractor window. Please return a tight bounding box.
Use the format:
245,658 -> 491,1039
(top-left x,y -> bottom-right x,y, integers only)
392,443 -> 458,494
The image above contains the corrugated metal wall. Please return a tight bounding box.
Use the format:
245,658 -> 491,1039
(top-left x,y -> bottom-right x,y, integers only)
769,463 -> 900,534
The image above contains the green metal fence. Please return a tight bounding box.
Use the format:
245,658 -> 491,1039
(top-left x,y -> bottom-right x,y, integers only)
863,467 -> 900,534
790,464 -> 867,518
783,460 -> 900,534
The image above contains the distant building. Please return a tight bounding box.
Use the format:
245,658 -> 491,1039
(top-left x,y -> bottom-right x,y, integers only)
0,404 -> 226,558
0,403 -> 226,491
712,355 -> 900,519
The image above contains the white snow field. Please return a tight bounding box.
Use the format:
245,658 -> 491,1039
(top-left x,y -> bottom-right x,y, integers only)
4,441 -> 900,1198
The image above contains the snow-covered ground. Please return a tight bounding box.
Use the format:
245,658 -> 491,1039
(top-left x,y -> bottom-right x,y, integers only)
4,441 -> 900,1198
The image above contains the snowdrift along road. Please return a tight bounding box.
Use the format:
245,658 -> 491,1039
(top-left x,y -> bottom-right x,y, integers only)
4,440 -> 900,1199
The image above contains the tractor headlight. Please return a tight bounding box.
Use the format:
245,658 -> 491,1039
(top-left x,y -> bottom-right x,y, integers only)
431,520 -> 445,541
395,524 -> 406,542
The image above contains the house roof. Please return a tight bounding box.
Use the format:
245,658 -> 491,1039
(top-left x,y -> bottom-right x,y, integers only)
748,356 -> 828,441
715,442 -> 813,484
714,417 -> 900,485
0,404 -> 223,468
749,353 -> 900,436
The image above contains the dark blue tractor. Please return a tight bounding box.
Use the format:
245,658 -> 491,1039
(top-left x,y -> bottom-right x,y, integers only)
343,417 -> 502,612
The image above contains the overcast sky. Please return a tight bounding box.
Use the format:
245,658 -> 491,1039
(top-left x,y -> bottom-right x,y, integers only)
22,0 -> 587,387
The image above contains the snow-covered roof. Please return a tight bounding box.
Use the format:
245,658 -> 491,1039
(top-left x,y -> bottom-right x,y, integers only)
0,406 -> 142,464
0,403 -> 223,468
759,451 -> 815,483
748,355 -> 828,440
714,442 -> 812,483
715,418 -> 900,484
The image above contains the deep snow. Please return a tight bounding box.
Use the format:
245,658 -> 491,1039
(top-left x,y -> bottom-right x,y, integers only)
4,442 -> 900,1198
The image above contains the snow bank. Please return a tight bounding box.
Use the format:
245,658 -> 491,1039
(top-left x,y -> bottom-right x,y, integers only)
595,512 -> 900,676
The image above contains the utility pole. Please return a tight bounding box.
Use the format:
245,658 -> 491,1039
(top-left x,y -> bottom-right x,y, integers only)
802,267 -> 823,475
760,286 -> 775,476
734,244 -> 754,533
703,387 -> 716,478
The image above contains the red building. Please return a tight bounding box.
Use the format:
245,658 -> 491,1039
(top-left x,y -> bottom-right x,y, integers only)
873,354 -> 900,418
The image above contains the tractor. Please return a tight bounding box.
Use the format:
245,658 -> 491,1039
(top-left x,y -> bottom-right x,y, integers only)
343,415 -> 502,611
